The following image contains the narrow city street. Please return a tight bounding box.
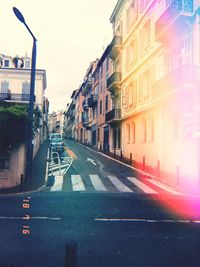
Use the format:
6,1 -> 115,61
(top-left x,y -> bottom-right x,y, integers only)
0,140 -> 200,266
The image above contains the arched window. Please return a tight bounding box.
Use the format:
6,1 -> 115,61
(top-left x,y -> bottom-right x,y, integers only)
127,123 -> 131,143
142,119 -> 146,142
148,118 -> 154,142
132,122 -> 136,143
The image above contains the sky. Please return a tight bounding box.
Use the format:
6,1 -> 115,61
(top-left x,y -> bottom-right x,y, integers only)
0,0 -> 117,112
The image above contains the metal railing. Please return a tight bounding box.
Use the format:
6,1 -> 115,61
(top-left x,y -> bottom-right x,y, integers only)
0,93 -> 30,101
155,0 -> 194,40
105,109 -> 121,123
106,72 -> 121,89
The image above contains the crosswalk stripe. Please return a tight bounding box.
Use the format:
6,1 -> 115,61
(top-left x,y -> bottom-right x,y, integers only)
127,177 -> 158,194
146,179 -> 182,195
50,175 -> 63,191
107,175 -> 133,192
71,175 -> 85,191
89,175 -> 107,191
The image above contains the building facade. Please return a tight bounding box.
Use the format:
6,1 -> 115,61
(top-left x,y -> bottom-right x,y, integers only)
110,0 -> 200,192
0,54 -> 47,188
64,0 -> 200,193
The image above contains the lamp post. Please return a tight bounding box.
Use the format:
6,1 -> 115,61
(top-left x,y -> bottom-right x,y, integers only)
13,7 -> 37,182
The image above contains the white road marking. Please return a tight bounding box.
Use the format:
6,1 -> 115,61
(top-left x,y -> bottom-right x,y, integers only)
50,175 -> 63,191
87,158 -> 96,165
107,175 -> 133,192
146,179 -> 182,195
71,175 -> 86,191
94,218 -> 200,224
0,216 -> 61,221
89,175 -> 107,191
127,177 -> 158,194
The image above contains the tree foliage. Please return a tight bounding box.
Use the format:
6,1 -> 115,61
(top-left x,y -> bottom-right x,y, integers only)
0,103 -> 42,155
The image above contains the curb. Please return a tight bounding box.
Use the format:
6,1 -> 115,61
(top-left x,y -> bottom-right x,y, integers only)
0,184 -> 46,197
76,142 -> 155,179
75,142 -> 193,196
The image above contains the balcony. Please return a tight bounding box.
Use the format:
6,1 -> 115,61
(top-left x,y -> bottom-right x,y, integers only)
109,35 -> 122,59
0,93 -> 30,102
82,99 -> 88,110
70,110 -> 75,121
105,109 -> 121,125
82,112 -> 91,129
107,72 -> 121,94
71,99 -> 76,110
82,76 -> 92,96
82,112 -> 89,124
155,0 -> 194,43
152,64 -> 200,100
88,94 -> 98,107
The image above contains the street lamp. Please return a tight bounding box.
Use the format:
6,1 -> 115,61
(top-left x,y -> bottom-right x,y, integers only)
13,7 -> 37,182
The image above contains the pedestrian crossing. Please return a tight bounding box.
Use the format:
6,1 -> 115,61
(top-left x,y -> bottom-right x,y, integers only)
47,174 -> 180,195
71,175 -> 86,191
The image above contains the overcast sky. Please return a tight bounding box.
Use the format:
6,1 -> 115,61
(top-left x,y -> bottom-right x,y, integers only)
1,0 -> 117,112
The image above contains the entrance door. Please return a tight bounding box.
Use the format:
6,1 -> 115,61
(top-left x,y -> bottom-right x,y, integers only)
103,126 -> 109,152
92,130 -> 96,146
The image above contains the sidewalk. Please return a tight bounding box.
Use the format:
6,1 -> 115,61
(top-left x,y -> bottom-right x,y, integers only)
0,140 -> 49,195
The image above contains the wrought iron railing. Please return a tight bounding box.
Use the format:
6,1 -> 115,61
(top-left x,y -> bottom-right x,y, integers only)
152,64 -> 200,99
0,93 -> 30,101
105,109 -> 121,123
107,72 -> 121,89
155,0 -> 194,39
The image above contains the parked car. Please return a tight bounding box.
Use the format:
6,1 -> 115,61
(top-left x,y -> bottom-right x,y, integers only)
49,133 -> 63,143
50,137 -> 64,153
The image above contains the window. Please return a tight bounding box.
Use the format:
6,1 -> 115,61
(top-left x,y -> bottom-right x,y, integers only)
1,81 -> 9,94
140,20 -> 151,54
127,1 -> 138,32
140,0 -> 150,12
106,57 -> 109,72
25,61 -> 30,69
105,95 -> 108,111
100,100 -> 102,114
174,114 -> 180,139
22,82 -> 30,101
22,81 -> 30,95
4,60 -> 9,67
139,66 -> 154,104
97,128 -> 100,142
125,81 -> 137,109
92,107 -> 97,119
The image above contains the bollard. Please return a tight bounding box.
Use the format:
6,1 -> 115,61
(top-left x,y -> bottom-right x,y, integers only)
176,166 -> 180,186
65,240 -> 77,267
114,148 -> 116,159
20,174 -> 24,192
120,150 -> 123,162
130,153 -> 132,166
157,160 -> 160,178
143,156 -> 145,171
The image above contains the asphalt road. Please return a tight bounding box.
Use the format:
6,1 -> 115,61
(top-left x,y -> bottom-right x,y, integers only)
1,192 -> 200,267
1,139 -> 200,267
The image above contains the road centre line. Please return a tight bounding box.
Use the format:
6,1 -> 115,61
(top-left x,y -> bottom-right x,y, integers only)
94,218 -> 200,224
65,148 -> 77,160
0,216 -> 61,221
